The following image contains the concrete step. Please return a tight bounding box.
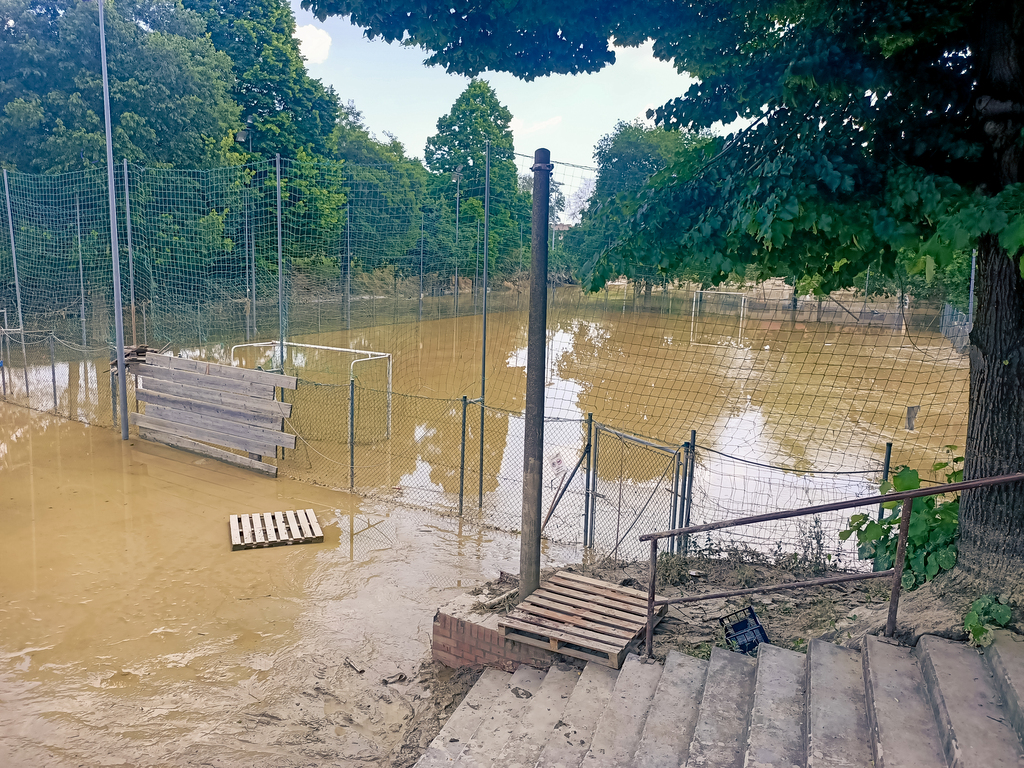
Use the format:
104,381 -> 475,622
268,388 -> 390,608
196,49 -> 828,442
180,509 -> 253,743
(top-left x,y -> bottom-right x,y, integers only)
493,662 -> 582,768
583,653 -> 664,768
745,643 -> 806,768
806,639 -> 873,768
986,630 -> 1024,747
451,664 -> 547,768
862,635 -> 946,768
415,667 -> 512,767
918,633 -> 1024,768
632,650 -> 709,768
684,645 -> 757,768
536,662 -> 619,768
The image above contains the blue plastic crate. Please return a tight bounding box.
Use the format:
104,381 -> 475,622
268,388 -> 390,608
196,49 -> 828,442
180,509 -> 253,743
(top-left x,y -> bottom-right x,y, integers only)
718,605 -> 770,655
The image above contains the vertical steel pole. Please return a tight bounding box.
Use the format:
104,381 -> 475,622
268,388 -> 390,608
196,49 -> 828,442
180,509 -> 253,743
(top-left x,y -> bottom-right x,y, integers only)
683,430 -> 697,554
479,140 -> 490,510
2,170 -> 29,398
878,442 -> 894,521
244,190 -> 250,342
419,214 -> 424,322
670,449 -> 682,553
276,154 -> 284,368
97,0 -> 128,438
583,412 -> 593,547
519,148 -> 551,602
590,424 -> 600,547
122,159 -> 136,347
76,194 -> 87,349
345,206 -> 351,331
250,187 -> 257,337
885,497 -> 914,637
49,333 -> 57,412
646,538 -> 657,657
459,395 -> 468,517
349,376 -> 355,490
676,441 -> 690,554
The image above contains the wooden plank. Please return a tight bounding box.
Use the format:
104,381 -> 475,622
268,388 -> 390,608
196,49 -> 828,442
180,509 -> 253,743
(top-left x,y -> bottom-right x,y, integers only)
503,610 -> 630,648
285,510 -> 302,540
302,509 -> 324,541
546,573 -> 653,610
143,403 -> 296,449
497,616 -> 623,655
556,571 -> 657,601
138,427 -> 278,476
515,602 -> 638,639
136,364 -> 276,399
136,389 -> 284,430
131,413 -> 278,457
144,354 -> 298,389
263,513 -> 278,543
252,514 -> 266,545
274,511 -> 290,542
229,515 -> 243,550
139,377 -> 292,417
499,626 -> 623,668
525,593 -> 646,629
537,582 -> 651,618
241,515 -> 253,546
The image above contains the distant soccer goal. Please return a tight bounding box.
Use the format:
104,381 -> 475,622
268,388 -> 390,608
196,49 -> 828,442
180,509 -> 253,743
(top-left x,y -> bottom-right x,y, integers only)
691,291 -> 747,347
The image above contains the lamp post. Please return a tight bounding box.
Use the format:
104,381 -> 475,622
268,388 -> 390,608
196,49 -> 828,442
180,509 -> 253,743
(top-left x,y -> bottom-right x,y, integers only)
235,116 -> 254,153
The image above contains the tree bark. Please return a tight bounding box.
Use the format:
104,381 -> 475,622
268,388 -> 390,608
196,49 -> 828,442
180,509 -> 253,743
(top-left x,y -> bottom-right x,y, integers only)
955,2 -> 1024,600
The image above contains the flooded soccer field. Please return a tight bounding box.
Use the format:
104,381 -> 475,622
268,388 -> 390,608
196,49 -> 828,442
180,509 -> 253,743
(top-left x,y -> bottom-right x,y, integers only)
0,405 -> 576,766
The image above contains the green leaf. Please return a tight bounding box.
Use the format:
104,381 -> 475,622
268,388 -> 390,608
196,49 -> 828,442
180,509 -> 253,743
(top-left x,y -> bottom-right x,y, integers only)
901,572 -> 917,591
892,467 -> 921,492
935,547 -> 957,570
999,216 -> 1024,255
990,604 -> 1013,626
925,553 -> 940,580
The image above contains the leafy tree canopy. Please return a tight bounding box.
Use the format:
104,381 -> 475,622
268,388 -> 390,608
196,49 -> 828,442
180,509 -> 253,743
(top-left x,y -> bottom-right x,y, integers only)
183,0 -> 340,159
0,0 -> 241,172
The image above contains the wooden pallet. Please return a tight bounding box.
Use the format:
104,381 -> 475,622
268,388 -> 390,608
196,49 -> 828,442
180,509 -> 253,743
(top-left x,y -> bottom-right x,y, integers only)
230,509 -> 324,550
497,571 -> 668,669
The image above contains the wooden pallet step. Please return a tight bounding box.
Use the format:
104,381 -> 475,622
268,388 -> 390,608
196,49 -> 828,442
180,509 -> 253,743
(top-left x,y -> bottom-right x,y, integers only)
230,509 -> 325,550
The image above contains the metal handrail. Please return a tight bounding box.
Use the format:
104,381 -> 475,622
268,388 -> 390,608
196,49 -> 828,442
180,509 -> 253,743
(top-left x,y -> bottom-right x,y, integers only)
642,472 -> 1024,656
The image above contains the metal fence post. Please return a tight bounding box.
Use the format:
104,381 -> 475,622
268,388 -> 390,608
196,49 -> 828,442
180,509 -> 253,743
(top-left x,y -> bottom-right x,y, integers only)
682,429 -> 697,554
122,159 -> 137,347
345,205 -> 351,332
3,170 -> 29,399
520,148 -> 551,602
49,333 -> 57,413
419,214 -> 424,322
349,377 -> 355,490
885,496 -> 914,637
589,423 -> 601,547
479,140 -> 490,511
583,412 -> 593,546
276,154 -> 284,367
76,193 -> 87,349
670,448 -> 682,553
459,395 -> 468,517
878,442 -> 894,520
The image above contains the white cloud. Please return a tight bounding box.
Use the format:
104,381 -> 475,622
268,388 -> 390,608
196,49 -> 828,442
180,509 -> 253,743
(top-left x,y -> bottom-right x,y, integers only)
510,115 -> 563,137
294,24 -> 332,65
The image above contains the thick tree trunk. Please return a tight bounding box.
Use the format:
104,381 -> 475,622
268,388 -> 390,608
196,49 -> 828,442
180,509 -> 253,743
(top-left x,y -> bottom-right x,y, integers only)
948,2 -> 1024,601
960,235 -> 1024,600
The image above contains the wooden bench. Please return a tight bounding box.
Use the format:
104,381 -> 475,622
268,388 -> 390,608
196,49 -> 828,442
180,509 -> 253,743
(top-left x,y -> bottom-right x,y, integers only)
128,354 -> 297,476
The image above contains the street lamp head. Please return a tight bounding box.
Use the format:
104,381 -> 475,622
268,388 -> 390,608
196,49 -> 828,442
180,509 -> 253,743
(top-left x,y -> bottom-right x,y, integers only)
234,129 -> 250,143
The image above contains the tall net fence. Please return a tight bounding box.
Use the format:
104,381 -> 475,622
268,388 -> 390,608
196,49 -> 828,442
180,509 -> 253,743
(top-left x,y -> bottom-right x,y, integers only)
0,155 -> 972,563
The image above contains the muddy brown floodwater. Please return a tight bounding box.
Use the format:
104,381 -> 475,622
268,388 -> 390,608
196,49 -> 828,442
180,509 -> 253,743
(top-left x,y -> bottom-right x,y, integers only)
0,405 -> 577,766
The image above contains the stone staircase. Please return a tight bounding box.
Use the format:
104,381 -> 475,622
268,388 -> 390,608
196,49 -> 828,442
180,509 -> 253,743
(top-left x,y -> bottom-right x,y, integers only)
415,630 -> 1024,768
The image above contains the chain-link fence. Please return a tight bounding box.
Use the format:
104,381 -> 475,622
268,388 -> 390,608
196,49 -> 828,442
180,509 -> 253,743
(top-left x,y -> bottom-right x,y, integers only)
1,155 -> 973,564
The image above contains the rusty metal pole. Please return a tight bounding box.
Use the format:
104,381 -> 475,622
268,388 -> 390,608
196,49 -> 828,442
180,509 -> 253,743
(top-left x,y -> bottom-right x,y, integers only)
646,538 -> 658,657
519,149 -> 551,602
885,496 -> 914,637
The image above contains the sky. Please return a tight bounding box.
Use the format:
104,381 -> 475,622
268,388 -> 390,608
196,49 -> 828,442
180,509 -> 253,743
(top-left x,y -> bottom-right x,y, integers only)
289,3 -> 696,170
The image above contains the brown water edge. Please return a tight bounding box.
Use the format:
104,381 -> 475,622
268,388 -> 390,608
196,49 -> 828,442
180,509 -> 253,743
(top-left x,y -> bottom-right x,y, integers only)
0,404 -> 579,767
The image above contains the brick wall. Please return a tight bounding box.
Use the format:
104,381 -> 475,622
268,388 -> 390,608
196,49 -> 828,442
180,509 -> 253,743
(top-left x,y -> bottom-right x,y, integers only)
431,611 -> 555,671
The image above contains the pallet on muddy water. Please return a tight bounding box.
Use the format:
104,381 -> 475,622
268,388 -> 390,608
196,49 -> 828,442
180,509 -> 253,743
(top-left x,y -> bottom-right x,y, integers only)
496,571 -> 668,669
230,509 -> 324,550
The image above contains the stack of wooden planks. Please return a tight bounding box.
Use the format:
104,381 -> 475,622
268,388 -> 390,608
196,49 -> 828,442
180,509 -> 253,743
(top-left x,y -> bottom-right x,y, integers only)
497,571 -> 668,669
128,354 -> 297,476
230,509 -> 324,550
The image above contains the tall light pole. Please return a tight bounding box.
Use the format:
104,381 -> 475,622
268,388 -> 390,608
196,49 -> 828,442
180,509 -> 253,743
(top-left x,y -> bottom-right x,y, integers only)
98,0 -> 129,439
451,165 -> 463,312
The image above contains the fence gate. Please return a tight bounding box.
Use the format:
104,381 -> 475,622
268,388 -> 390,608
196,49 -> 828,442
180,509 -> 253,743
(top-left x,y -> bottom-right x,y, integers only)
588,425 -> 682,561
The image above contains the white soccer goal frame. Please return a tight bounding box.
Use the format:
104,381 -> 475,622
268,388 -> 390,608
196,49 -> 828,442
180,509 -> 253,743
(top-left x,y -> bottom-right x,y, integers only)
690,291 -> 748,347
